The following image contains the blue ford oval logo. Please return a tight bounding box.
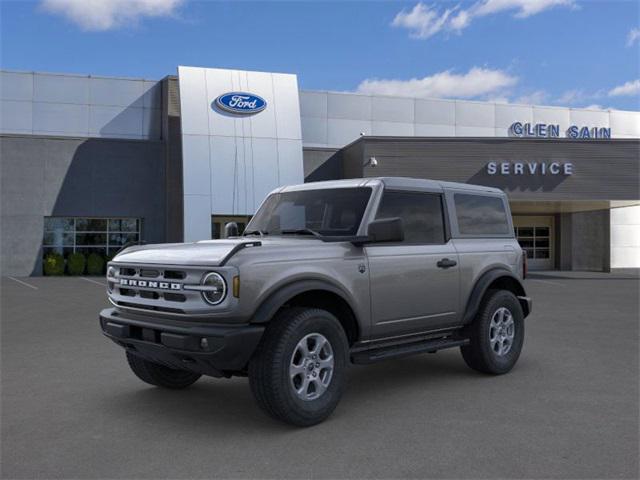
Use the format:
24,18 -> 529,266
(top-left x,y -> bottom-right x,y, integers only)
214,92 -> 267,115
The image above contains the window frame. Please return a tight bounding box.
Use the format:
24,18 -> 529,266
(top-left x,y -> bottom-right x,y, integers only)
42,217 -> 142,257
372,189 -> 450,246
447,191 -> 514,239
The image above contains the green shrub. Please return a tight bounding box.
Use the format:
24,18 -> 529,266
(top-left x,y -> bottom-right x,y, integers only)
87,253 -> 105,276
43,253 -> 65,276
67,252 -> 86,276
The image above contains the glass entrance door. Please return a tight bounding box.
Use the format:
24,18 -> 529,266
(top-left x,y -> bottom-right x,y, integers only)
513,216 -> 554,270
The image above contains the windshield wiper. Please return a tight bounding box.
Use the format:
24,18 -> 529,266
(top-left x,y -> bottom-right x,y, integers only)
280,228 -> 323,239
243,229 -> 268,237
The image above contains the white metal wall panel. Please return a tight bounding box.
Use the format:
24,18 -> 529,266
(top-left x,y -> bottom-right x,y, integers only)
34,73 -> 89,104
495,104 -> 534,128
33,102 -> 89,136
178,66 -> 303,241
183,195 -> 212,242
327,93 -> 371,120
0,100 -> 32,133
90,77 -> 144,107
274,73 -> 303,140
456,101 -> 495,127
611,205 -> 640,268
532,106 -> 571,133
415,99 -> 455,125
371,121 -> 414,136
180,68 -> 209,136
0,70 -> 161,140
250,138 -> 280,212
299,89 -> 640,147
610,110 -> 640,137
277,139 -> 305,186
372,96 -> 414,123
570,108 -> 609,128
414,123 -> 455,136
299,91 -> 327,118
89,105 -> 143,137
327,118 -> 371,145
1,71 -> 33,101
455,126 -> 495,137
301,116 -> 328,145
182,135 -> 211,196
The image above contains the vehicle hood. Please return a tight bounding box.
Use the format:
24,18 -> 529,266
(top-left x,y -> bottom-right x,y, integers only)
112,237 -> 328,267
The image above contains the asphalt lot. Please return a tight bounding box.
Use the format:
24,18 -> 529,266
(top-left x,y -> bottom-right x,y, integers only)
1,271 -> 638,479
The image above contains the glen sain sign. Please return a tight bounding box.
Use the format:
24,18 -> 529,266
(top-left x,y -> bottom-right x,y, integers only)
214,92 -> 267,115
510,122 -> 611,139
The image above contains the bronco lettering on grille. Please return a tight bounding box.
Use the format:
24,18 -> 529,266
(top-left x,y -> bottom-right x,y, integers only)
119,279 -> 182,290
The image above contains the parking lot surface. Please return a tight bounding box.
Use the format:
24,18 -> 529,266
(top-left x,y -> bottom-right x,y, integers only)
1,272 -> 638,479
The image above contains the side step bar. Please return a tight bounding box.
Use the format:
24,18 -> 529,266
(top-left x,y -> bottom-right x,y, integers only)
351,336 -> 469,365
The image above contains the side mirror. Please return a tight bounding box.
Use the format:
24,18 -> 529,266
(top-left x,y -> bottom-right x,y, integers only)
224,222 -> 239,238
366,217 -> 404,243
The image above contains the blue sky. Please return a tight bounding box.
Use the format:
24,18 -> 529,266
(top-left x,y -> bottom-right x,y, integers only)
1,0 -> 639,110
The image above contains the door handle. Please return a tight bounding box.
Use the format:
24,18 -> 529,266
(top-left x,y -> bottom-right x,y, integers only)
437,258 -> 457,269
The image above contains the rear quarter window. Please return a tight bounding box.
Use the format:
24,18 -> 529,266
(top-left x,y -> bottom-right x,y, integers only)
454,194 -> 510,235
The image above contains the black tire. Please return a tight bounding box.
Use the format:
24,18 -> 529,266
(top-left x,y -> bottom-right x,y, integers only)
126,351 -> 201,389
248,307 -> 349,427
461,289 -> 525,375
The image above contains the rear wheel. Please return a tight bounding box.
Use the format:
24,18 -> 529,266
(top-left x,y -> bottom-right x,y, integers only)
461,290 -> 525,374
126,351 -> 201,389
248,307 -> 349,427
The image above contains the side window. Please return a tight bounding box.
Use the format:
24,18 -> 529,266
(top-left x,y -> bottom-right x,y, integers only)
454,194 -> 510,235
375,191 -> 445,244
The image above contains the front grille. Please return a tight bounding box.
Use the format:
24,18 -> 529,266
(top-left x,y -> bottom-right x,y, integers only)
108,262 -> 234,317
110,264 -> 202,314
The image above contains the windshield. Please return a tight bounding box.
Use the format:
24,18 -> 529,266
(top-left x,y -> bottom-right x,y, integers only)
246,187 -> 372,237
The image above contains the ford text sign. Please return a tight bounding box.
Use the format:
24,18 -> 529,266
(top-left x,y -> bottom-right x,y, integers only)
214,92 -> 267,115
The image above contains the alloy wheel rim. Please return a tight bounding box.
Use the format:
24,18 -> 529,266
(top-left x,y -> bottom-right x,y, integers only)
289,333 -> 334,401
489,307 -> 515,356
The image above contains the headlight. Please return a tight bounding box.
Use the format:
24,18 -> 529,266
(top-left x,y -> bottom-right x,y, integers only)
201,272 -> 227,305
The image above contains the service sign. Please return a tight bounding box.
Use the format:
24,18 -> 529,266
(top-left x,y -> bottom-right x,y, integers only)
214,92 -> 267,115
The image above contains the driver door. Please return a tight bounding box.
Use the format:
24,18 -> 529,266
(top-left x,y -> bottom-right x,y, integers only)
365,190 -> 460,340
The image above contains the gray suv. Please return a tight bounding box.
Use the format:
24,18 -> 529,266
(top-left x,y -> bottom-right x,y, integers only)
100,177 -> 531,426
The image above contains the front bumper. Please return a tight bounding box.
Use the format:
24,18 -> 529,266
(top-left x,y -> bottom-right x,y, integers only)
99,308 -> 264,377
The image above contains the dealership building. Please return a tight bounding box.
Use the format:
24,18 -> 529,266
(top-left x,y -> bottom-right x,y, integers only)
1,66 -> 639,275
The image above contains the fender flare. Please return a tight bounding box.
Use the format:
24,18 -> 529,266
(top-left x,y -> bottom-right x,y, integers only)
462,268 -> 530,324
250,279 -> 358,325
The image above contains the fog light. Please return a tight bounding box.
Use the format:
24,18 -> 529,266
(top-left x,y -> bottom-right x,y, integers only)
107,266 -> 117,293
200,338 -> 209,349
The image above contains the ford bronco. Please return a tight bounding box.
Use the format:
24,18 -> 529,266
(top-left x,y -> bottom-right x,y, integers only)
100,177 -> 531,426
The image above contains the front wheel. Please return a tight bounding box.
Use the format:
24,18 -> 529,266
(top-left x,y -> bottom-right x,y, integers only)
461,290 -> 525,375
248,307 -> 349,427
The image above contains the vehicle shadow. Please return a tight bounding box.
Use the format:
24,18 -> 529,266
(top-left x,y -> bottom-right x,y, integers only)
103,351 -> 477,432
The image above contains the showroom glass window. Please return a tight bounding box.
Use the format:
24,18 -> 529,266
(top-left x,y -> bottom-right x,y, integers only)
43,217 -> 141,258
375,191 -> 446,244
454,194 -> 510,235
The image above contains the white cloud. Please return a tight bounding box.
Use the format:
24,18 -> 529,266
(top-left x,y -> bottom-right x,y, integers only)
608,79 -> 640,97
391,3 -> 457,39
356,67 -> 518,99
392,1 -> 576,39
583,104 -> 605,110
515,90 -> 548,105
557,89 -> 587,105
40,0 -> 184,31
627,28 -> 640,47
